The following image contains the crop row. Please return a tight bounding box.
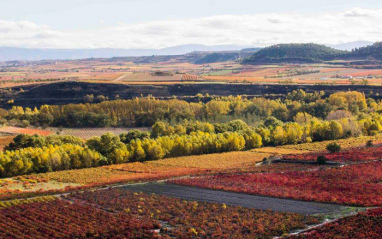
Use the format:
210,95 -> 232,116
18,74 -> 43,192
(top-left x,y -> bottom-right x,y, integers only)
219,163 -> 320,175
68,188 -> 320,238
172,161 -> 382,206
284,145 -> 382,162
0,200 -> 158,239
280,134 -> 382,152
0,195 -> 56,209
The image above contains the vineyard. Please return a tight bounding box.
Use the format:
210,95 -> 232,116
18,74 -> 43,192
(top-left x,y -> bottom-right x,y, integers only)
289,208 -> 382,239
0,141 -> 381,238
284,145 -> 382,162
67,188 -> 320,238
280,134 -> 382,152
2,7 -> 382,238
0,199 -> 158,239
172,161 -> 382,206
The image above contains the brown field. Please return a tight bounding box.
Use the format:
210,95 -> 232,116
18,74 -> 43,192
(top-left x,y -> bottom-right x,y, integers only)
50,127 -> 149,139
0,136 -> 14,150
0,127 -> 53,150
2,59 -> 382,88
0,126 -> 53,136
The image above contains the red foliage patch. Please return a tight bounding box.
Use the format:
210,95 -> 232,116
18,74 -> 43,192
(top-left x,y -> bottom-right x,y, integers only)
0,200 -> 158,239
0,127 -> 52,136
69,188 -> 320,238
284,145 -> 382,162
290,208 -> 382,239
172,162 -> 382,206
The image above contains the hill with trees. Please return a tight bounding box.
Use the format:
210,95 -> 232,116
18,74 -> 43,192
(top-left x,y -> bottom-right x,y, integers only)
194,52 -> 241,64
350,42 -> 382,60
194,49 -> 261,64
243,43 -> 347,64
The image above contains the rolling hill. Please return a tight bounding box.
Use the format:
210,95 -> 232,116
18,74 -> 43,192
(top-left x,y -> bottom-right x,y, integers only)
194,48 -> 261,64
242,43 -> 346,64
350,42 -> 382,60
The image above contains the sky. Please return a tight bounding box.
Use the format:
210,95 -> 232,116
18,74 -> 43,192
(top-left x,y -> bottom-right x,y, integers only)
0,0 -> 381,49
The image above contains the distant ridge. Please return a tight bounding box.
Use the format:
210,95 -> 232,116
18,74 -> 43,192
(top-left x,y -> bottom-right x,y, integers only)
1,41 -> 379,62
330,41 -> 374,51
0,44 -> 249,61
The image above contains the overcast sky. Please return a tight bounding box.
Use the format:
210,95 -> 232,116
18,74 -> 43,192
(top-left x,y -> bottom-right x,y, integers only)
0,0 -> 381,49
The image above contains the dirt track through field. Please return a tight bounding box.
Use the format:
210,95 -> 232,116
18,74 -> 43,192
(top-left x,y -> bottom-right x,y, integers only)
113,73 -> 129,82
123,182 -> 345,214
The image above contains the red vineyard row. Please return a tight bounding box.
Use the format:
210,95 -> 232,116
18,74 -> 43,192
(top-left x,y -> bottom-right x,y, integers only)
172,161 -> 382,206
0,200 -> 158,239
284,145 -> 382,162
68,188 -> 320,238
289,208 -> 382,239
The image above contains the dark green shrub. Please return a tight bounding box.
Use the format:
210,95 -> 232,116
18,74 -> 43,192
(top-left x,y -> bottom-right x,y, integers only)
317,155 -> 327,165
326,142 -> 341,153
366,140 -> 373,147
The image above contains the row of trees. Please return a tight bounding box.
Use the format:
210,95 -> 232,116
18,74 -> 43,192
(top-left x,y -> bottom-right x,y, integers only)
150,120 -> 248,138
3,91 -> 372,127
0,144 -> 102,177
3,110 -> 382,178
0,130 -> 262,178
1,90 -> 381,178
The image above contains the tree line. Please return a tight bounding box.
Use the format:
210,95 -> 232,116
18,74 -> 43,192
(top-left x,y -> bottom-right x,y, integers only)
2,90 -> 373,128
2,106 -> 382,178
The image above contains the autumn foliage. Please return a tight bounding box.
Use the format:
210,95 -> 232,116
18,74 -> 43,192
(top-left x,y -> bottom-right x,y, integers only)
285,145 -> 382,162
0,200 -> 158,238
172,161 -> 382,206
290,208 -> 382,239
68,188 -> 320,238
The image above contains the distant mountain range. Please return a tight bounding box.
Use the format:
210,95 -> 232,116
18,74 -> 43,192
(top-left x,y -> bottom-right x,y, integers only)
0,44 -> 250,62
0,41 -> 376,62
329,41 -> 374,51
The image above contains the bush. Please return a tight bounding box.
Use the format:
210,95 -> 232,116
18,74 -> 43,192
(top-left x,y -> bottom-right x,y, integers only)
20,120 -> 30,128
317,155 -> 327,165
366,140 -> 373,147
326,142 -> 341,153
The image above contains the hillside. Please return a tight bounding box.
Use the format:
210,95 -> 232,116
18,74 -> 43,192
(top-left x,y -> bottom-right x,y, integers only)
350,42 -> 382,60
243,43 -> 346,64
194,53 -> 239,64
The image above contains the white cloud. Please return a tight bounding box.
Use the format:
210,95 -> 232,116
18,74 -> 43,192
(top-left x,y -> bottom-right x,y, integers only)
344,8 -> 373,18
0,7 -> 381,49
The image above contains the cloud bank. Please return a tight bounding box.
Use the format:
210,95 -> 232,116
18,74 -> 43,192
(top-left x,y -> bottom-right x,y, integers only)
0,8 -> 381,49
